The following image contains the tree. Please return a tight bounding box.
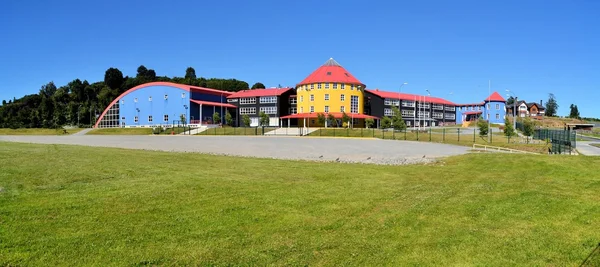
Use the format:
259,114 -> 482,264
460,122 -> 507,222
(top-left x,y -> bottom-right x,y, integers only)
523,117 -> 535,137
225,112 -> 233,126
251,82 -> 265,89
179,114 -> 186,125
391,106 -> 406,131
317,113 -> 326,126
569,104 -> 580,119
341,112 -> 350,128
136,65 -> 148,78
104,68 -> 124,89
506,96 -> 515,106
327,114 -> 336,127
381,116 -> 392,129
365,118 -> 374,128
546,93 -> 558,117
212,112 -> 221,124
185,67 -> 197,81
259,112 -> 270,126
242,114 -> 251,127
1,100 -> 6,106
477,117 -> 489,137
503,117 -> 515,137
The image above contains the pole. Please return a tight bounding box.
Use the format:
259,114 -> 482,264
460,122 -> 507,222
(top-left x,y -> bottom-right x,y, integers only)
488,80 -> 491,143
413,95 -> 416,129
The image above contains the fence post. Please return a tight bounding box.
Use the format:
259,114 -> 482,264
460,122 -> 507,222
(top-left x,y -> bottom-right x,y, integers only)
473,129 -> 476,143
361,128 -> 363,137
443,128 -> 445,142
458,128 -> 460,142
255,127 -> 257,135
373,128 -> 375,138
490,130 -> 493,143
404,128 -> 407,140
429,127 -> 432,142
393,129 -> 395,139
383,129 -> 385,139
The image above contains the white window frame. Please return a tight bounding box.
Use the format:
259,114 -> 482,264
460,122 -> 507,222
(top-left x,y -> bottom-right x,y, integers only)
333,83 -> 338,89
310,84 -> 314,90
496,104 -> 500,110
289,97 -> 297,104
341,84 -> 345,90
402,101 -> 415,107
325,94 -> 329,101
310,94 -> 314,102
433,104 -> 443,110
340,106 -> 345,112
259,106 -> 277,115
239,107 -> 257,115
433,112 -> 444,119
148,115 -> 153,122
384,108 -> 394,116
402,110 -> 415,117
496,113 -> 500,119
134,116 -> 139,123
317,83 -> 322,89
445,114 -> 456,120
240,97 -> 256,105
300,107 -> 304,113
300,96 -> 303,102
289,107 -> 297,114
350,95 -> 359,114
164,115 -> 169,122
325,83 -> 330,89
325,106 -> 329,113
259,96 -> 277,104
341,94 -> 345,101
310,106 -> 314,113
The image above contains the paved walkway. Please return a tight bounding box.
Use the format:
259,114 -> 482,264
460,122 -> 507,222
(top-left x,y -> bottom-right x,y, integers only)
264,127 -> 319,136
576,141 -> 600,156
0,135 -> 470,165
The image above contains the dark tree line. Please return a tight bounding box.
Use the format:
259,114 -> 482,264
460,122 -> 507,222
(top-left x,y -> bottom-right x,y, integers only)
0,66 -> 251,128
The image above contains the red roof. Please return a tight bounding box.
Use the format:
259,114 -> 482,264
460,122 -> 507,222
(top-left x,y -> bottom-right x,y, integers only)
190,100 -> 236,108
189,86 -> 233,96
281,112 -> 378,119
227,88 -> 293,98
485,92 -> 506,102
297,58 -> 365,87
463,111 -> 483,115
365,89 -> 456,105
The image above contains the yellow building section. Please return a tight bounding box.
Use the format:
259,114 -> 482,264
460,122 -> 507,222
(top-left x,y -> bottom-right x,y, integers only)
297,82 -> 364,115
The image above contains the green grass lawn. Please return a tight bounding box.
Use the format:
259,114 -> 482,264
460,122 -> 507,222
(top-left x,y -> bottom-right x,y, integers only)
0,128 -> 85,135
1,143 -> 599,265
197,127 -> 278,136
86,128 -> 153,135
310,128 -> 548,153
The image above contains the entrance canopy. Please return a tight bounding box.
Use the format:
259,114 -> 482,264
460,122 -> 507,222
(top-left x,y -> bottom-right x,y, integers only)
281,112 -> 378,119
190,99 -> 236,108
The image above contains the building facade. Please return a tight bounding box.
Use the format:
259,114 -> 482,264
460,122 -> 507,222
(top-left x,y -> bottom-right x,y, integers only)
94,82 -> 235,128
455,92 -> 507,125
226,88 -> 295,127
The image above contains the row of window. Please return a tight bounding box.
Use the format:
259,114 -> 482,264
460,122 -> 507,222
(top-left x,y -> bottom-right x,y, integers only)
383,109 -> 456,119
297,83 -> 360,91
129,114 -> 184,123
301,94 -> 349,102
237,96 -> 279,105
298,106 -> 349,113
458,104 -> 501,111
239,107 -> 278,115
122,93 -> 187,104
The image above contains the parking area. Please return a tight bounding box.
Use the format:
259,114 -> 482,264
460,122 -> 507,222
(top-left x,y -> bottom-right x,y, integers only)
0,135 -> 470,165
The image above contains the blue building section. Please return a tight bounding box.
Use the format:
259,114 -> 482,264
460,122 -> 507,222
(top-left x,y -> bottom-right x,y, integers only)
454,92 -> 506,125
95,82 -> 235,128
119,85 -> 190,127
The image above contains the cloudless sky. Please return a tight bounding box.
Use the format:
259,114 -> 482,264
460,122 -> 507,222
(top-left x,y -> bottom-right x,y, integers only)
1,0 -> 598,116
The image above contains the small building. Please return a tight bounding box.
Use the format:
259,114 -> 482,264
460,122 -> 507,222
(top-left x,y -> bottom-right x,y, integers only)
455,92 -> 507,125
506,100 -> 545,118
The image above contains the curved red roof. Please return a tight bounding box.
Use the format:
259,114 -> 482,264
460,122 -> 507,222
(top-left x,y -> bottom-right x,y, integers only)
297,58 -> 365,87
485,92 -> 506,102
365,89 -> 456,105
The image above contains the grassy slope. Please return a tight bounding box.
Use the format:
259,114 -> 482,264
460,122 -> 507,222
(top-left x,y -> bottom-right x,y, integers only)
1,143 -> 599,266
0,128 -> 85,135
310,128 -> 548,153
86,128 -> 153,135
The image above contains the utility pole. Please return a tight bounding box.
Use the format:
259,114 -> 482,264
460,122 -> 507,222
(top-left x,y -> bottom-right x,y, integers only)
488,80 -> 491,143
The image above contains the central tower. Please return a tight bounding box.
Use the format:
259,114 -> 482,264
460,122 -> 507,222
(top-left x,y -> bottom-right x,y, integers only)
296,58 -> 366,119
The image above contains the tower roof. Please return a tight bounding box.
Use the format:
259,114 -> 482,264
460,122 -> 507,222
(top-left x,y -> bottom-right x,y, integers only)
297,58 -> 365,87
484,91 -> 506,102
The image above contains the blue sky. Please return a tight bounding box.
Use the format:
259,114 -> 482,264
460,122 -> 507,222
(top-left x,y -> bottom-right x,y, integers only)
1,0 -> 598,117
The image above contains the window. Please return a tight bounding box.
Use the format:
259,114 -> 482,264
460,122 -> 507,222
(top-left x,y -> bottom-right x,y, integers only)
341,94 -> 345,101
325,106 -> 329,112
445,114 -> 455,120
289,97 -> 297,104
122,117 -> 125,120
350,95 -> 359,113
333,83 -> 338,89
310,106 -> 314,113
310,84 -> 314,90
433,104 -> 443,110
164,94 -> 168,100
149,96 -> 152,102
341,84 -> 345,90
164,115 -> 169,122
496,104 -> 500,110
300,96 -> 303,102
418,111 -> 430,118
350,84 -> 354,90
433,112 -> 443,119
310,94 -> 314,101
402,110 -> 415,117
181,93 -> 186,98
327,72 -> 332,75
325,94 -> 329,101
478,106 -> 482,111
487,114 -> 490,119
260,106 -> 277,115
340,106 -> 345,112
289,107 -> 297,114
325,83 -> 330,89
318,83 -> 322,89
470,106 -> 474,111
300,107 -> 303,113
121,100 -> 124,105
240,97 -> 256,104
385,99 -> 399,106
227,98 -> 238,103
260,96 -> 276,104
418,103 -> 430,108
402,101 -> 415,107
384,108 -> 394,116
445,106 -> 455,111
134,116 -> 139,123
134,98 -> 138,103
148,116 -> 153,122
487,104 -> 490,109
240,107 -> 256,115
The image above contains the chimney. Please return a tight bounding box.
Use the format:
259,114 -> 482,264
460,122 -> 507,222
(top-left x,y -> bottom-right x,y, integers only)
540,100 -> 543,106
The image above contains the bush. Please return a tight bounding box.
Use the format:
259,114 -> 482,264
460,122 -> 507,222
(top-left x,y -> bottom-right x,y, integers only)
477,118 -> 489,137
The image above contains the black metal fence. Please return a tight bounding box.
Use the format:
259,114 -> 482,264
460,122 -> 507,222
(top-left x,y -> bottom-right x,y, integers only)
516,122 -> 576,154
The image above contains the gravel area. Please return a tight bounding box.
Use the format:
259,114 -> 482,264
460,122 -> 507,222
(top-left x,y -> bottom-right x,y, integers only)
0,135 -> 470,165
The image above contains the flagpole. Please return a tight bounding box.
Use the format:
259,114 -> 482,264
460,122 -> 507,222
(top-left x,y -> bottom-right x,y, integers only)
488,80 -> 491,143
